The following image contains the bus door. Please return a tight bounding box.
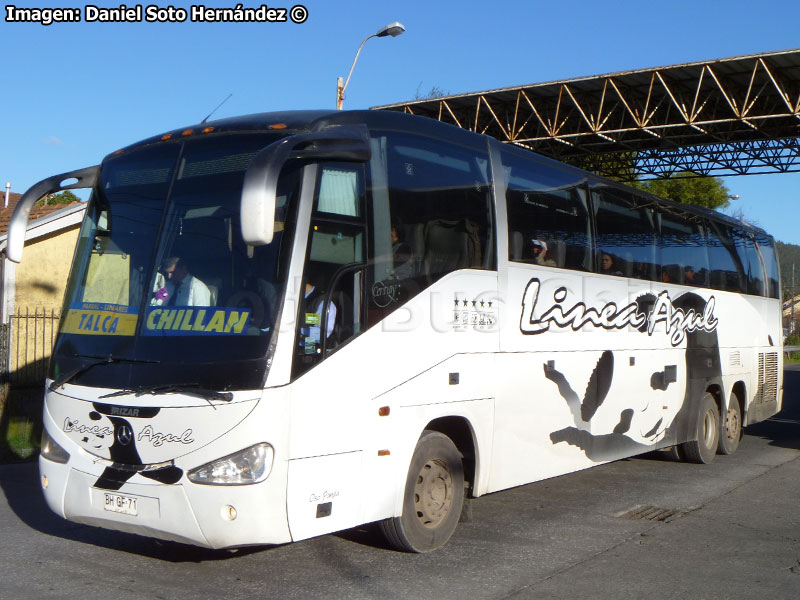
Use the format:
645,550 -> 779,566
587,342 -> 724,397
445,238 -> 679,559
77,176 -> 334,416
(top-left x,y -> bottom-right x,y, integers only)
285,162 -> 370,541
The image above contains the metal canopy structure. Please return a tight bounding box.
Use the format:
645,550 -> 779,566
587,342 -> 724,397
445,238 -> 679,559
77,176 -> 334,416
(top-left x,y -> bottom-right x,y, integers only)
374,49 -> 800,181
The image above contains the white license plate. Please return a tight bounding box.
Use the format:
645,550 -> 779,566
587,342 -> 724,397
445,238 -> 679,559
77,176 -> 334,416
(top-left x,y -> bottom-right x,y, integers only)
103,492 -> 138,516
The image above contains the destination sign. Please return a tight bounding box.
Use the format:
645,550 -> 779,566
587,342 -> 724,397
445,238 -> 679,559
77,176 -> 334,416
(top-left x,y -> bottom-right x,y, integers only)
61,304 -> 138,336
144,307 -> 251,336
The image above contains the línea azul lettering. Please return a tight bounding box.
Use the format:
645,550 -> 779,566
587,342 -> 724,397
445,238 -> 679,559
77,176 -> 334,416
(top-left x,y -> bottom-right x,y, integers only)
63,418 -> 112,437
647,291 -> 718,345
519,278 -> 718,346
520,279 -> 644,335
137,425 -> 194,447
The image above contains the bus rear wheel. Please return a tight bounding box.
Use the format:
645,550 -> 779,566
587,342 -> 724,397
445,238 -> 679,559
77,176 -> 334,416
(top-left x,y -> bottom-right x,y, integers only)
681,392 -> 719,464
718,391 -> 742,455
379,430 -> 464,553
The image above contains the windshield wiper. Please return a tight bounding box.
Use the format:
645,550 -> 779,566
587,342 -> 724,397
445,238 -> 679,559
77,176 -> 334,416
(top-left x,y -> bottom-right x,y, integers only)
99,384 -> 233,404
49,354 -> 161,392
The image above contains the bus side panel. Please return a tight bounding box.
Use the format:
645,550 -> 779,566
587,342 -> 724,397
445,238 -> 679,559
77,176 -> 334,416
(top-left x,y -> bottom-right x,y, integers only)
367,355 -> 496,516
492,264 -> 732,491
286,451 -> 364,541
491,346 -> 688,491
284,271 -> 499,533
725,295 -> 783,424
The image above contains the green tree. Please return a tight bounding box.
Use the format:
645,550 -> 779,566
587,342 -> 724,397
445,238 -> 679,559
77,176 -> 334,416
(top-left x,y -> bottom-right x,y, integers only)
35,190 -> 81,207
568,155 -> 732,211
631,172 -> 731,210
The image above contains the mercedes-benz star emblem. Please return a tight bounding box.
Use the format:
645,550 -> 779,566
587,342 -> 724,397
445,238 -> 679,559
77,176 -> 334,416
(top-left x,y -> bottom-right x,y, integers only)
116,424 -> 133,446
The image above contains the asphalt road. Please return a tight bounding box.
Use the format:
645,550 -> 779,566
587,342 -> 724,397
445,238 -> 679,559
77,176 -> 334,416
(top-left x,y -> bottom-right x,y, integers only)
1,367 -> 799,600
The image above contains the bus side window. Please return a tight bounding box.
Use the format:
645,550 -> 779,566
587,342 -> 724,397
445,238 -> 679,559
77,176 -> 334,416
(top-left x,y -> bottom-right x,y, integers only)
732,229 -> 765,296
365,131 -> 495,327
593,187 -> 659,282
657,209 -> 709,287
502,149 -> 591,271
316,166 -> 360,217
706,222 -> 746,293
755,234 -> 780,299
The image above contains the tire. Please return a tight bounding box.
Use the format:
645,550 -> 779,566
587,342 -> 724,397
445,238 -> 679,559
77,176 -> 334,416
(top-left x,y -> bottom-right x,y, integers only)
666,444 -> 685,462
718,391 -> 742,455
681,392 -> 720,464
379,430 -> 465,553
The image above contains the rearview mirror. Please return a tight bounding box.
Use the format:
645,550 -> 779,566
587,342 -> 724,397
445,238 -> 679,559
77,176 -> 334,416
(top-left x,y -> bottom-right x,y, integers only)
6,165 -> 98,263
240,124 -> 371,246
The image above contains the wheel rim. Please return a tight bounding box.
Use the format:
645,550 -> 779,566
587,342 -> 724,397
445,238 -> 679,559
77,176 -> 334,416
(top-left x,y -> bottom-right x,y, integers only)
414,459 -> 454,528
703,409 -> 717,448
702,408 -> 717,449
726,404 -> 741,442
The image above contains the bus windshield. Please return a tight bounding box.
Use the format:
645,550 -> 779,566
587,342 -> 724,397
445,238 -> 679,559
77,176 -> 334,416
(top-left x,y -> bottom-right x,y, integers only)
51,132 -> 300,391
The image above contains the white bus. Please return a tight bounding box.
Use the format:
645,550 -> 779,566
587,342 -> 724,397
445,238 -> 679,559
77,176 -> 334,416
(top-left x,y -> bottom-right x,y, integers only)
9,110 -> 783,552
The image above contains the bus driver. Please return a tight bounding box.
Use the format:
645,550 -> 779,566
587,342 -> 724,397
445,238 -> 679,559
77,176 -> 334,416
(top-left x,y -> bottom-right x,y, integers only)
153,256 -> 212,307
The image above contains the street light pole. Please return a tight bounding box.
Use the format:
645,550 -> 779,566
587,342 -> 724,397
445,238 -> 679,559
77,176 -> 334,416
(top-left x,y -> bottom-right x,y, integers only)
337,22 -> 405,110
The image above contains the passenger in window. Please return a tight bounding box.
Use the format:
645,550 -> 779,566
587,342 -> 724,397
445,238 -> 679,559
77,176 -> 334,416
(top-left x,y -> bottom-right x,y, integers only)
532,240 -> 556,267
600,252 -> 622,276
154,256 -> 211,306
684,266 -> 701,286
391,225 -> 414,280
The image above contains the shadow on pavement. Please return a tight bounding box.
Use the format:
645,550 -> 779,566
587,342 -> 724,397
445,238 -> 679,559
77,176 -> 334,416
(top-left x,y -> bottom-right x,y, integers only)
745,367 -> 800,451
0,461 -> 272,562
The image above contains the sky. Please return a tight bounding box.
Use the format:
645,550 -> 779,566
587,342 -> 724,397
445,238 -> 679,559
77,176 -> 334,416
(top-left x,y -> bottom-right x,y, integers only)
2,0 -> 799,243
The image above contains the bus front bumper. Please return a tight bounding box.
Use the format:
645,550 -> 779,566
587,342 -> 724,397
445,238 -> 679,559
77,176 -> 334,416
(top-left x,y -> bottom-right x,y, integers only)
40,457 -> 292,549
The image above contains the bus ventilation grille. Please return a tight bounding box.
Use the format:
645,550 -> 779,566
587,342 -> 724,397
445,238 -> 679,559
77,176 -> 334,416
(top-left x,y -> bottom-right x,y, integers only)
756,352 -> 779,404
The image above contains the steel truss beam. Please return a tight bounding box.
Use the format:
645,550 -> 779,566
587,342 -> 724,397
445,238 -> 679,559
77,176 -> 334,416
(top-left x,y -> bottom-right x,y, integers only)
375,49 -> 800,181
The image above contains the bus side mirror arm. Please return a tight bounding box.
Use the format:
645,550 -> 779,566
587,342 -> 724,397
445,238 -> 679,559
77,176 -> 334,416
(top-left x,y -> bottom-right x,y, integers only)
6,165 -> 99,263
240,124 -> 371,246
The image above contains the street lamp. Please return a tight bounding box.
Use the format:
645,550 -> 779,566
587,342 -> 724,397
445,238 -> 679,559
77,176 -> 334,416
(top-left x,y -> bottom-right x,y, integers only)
337,22 -> 405,110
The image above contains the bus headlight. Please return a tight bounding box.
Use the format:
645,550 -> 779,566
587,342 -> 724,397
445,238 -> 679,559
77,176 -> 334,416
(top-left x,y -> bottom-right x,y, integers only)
187,443 -> 274,485
41,429 -> 70,464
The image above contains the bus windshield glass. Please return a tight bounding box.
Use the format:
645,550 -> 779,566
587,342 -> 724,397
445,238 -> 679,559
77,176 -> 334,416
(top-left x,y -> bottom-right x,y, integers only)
52,132 -> 300,390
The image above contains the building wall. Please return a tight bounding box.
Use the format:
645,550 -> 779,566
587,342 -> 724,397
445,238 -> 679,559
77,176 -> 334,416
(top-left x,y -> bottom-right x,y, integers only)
6,227 -> 80,385
15,226 -> 80,312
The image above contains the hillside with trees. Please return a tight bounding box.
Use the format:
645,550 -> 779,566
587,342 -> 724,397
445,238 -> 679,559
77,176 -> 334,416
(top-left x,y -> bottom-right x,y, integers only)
778,241 -> 800,297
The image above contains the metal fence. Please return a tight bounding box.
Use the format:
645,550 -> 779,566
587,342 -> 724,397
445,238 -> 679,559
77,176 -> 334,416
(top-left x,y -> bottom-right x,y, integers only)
7,307 -> 60,388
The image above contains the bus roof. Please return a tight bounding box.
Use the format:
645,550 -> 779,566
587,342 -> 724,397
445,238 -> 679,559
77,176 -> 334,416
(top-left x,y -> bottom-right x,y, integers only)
107,109 -> 772,240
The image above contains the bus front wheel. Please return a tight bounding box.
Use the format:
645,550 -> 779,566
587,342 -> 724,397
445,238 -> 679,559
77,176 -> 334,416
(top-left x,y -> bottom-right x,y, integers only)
380,430 -> 464,553
682,392 -> 720,464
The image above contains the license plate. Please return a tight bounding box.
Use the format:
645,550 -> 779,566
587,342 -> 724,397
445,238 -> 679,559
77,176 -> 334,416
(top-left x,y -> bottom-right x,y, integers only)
104,492 -> 138,516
